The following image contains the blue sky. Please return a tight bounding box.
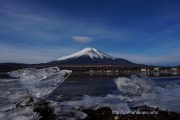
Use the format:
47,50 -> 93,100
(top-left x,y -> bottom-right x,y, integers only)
0,0 -> 180,66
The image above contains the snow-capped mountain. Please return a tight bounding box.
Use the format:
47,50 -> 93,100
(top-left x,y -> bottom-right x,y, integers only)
49,47 -> 134,65
58,48 -> 115,61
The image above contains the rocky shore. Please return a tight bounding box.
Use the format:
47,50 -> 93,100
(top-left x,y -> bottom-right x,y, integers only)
83,106 -> 180,120
2,97 -> 180,120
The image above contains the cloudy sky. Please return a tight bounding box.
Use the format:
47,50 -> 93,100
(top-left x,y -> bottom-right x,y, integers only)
0,0 -> 180,66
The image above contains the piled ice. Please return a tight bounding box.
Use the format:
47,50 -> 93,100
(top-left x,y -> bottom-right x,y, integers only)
0,67 -> 72,120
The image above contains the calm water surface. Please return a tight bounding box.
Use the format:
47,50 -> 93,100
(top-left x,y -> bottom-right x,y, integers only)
49,75 -> 180,114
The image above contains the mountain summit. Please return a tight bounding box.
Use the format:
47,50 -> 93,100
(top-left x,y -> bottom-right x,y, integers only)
50,47 -> 134,65
58,47 -> 115,61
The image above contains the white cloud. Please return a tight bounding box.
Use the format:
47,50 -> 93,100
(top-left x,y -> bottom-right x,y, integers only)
72,36 -> 92,43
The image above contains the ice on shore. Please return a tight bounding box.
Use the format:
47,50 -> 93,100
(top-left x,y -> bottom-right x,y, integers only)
0,67 -> 71,120
0,67 -> 71,115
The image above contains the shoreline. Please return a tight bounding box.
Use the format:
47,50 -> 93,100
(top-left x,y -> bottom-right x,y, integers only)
2,96 -> 179,120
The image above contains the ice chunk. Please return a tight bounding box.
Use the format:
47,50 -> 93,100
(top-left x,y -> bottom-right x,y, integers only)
1,96 -> 52,120
114,75 -> 155,97
8,67 -> 72,98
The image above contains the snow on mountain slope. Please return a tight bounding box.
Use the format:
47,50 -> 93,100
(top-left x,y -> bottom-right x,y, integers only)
57,48 -> 116,61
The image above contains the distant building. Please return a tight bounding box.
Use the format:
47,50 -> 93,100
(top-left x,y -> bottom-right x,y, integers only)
171,67 -> 178,72
153,67 -> 159,72
141,68 -> 147,72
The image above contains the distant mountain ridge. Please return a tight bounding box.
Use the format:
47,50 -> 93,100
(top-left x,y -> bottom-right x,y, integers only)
0,48 -> 179,73
49,47 -> 135,65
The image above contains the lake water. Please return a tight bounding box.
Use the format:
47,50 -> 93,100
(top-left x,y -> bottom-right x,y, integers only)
0,69 -> 180,119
